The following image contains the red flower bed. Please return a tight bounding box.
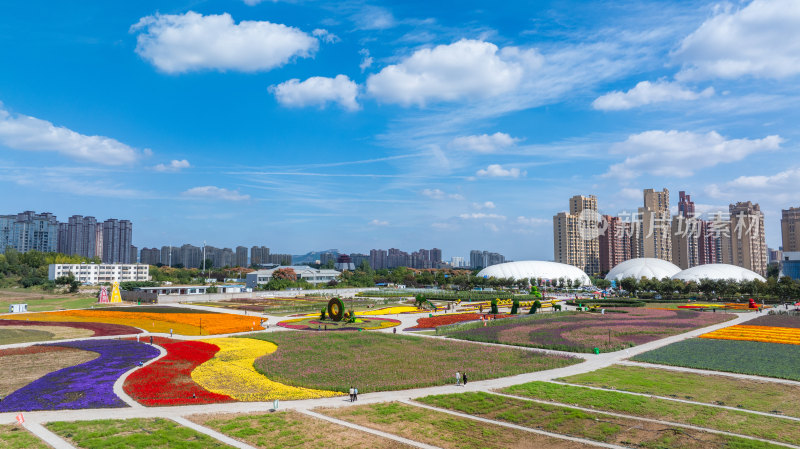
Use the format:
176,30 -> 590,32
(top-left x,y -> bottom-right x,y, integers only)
123,338 -> 234,406
407,313 -> 513,330
0,319 -> 141,336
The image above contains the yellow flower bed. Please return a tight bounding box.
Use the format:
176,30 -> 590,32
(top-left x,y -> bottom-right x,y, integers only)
356,306 -> 422,315
700,325 -> 800,345
191,338 -> 339,401
0,310 -> 262,336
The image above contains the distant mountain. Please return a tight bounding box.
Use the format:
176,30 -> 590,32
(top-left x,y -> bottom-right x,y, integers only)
292,249 -> 339,265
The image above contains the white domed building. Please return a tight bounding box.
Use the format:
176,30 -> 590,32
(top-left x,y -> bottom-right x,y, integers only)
605,258 -> 682,282
477,261 -> 592,286
671,264 -> 766,282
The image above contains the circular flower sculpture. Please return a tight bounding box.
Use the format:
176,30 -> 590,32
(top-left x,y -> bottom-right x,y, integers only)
327,297 -> 345,322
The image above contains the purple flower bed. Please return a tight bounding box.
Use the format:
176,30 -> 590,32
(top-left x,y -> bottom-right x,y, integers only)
442,308 -> 734,353
0,339 -> 159,412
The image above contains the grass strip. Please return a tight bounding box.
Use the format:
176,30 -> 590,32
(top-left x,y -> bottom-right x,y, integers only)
560,364 -> 800,418
46,418 -> 233,449
319,401 -> 593,449
502,382 -> 800,446
418,392 -> 786,449
191,410 -> 410,449
0,424 -> 50,449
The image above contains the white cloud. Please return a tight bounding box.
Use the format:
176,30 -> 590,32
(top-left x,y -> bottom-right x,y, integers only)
366,39 -> 542,106
727,167 -> 800,190
312,28 -> 339,44
421,188 -> 464,200
459,213 -> 506,220
476,164 -> 525,178
368,219 -> 389,226
675,0 -> 800,79
605,130 -> 782,179
130,12 -> 317,73
271,75 -> 359,111
183,186 -> 250,201
516,216 -> 549,226
359,48 -> 373,72
354,6 -> 396,30
154,159 -> 190,172
449,132 -> 520,153
472,201 -> 496,210
592,80 -> 713,110
0,105 -> 142,165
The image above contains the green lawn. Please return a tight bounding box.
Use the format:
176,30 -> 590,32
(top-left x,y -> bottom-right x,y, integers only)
560,364 -> 800,417
46,418 -> 232,449
247,332 -> 578,393
0,328 -> 55,344
192,410 -> 409,449
418,392 -> 782,449
0,296 -> 108,313
0,424 -> 49,449
632,338 -> 800,381
501,382 -> 800,447
320,401 -> 586,449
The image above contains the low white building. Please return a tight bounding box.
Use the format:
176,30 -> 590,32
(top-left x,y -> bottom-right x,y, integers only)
246,266 -> 340,288
48,263 -> 151,285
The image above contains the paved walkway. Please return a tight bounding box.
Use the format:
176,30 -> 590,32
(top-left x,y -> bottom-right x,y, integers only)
2,310 -> 777,449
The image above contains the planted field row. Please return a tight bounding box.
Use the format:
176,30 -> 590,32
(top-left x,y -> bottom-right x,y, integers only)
501,381 -> 800,446
632,338 -> 800,381
700,324 -> 800,345
414,392 -> 782,449
440,308 -> 733,352
559,364 -> 800,418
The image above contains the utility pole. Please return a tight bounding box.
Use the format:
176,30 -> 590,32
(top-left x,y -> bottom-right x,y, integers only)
202,240 -> 206,277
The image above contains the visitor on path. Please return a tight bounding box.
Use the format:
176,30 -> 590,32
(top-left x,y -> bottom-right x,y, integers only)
150,336 -> 153,345
355,387 -> 358,401
170,328 -> 173,337
463,372 -> 468,385
349,386 -> 354,402
456,371 -> 461,386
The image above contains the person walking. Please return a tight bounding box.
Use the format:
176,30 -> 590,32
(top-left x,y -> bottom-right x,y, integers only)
462,372 -> 468,386
455,371 -> 461,386
354,387 -> 358,401
349,386 -> 354,402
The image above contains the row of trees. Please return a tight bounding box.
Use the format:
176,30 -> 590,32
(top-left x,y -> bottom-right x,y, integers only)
0,249 -> 99,290
613,276 -> 800,301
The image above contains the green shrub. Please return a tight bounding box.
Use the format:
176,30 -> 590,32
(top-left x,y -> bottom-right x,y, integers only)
510,298 -> 520,314
529,299 -> 541,314
490,298 -> 499,314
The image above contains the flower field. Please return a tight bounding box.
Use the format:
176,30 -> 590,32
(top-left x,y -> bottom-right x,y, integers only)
747,314 -> 800,329
0,318 -> 141,336
699,324 -> 800,345
0,346 -> 99,398
123,337 -> 234,406
0,310 -> 263,335
439,308 -> 733,352
278,316 -> 400,331
192,337 -> 339,401
0,339 -> 160,412
633,338 -> 800,381
250,332 -> 578,393
406,313 -> 513,330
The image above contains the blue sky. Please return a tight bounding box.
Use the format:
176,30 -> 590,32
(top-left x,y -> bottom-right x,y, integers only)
1,0 -> 798,261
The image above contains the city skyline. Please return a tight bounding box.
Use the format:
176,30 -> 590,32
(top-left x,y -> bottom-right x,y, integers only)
1,1 -> 798,261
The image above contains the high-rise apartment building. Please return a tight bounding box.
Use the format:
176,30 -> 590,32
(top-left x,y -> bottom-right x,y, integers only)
599,215 -> 626,273
553,195 -> 600,276
349,253 -> 369,268
639,189 -> 671,262
58,215 -> 99,258
235,246 -> 248,267
140,247 -> 161,265
469,250 -> 505,269
369,249 -> 387,270
250,246 -> 270,265
129,245 -> 138,264
781,207 -> 800,252
727,201 -> 767,276
101,219 -> 133,264
0,211 -> 60,254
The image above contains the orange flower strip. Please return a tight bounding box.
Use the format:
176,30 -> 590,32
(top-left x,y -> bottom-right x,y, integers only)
1,310 -> 263,336
700,325 -> 800,346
